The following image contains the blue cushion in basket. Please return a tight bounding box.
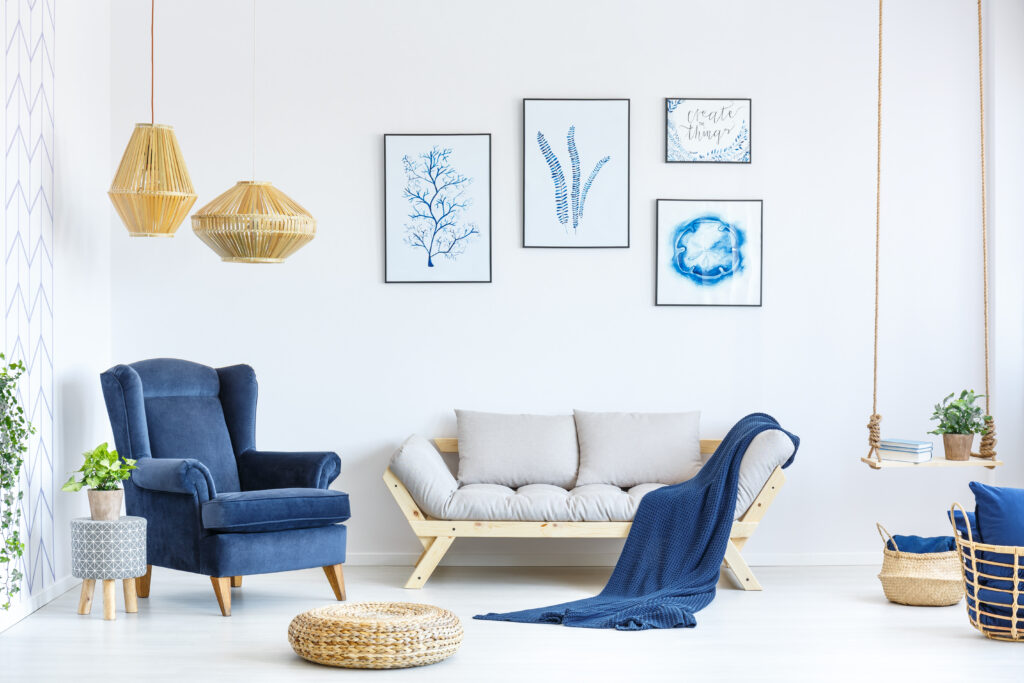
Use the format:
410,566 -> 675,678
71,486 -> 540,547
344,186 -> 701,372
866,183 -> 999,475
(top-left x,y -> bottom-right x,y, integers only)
967,482 -> 1024,630
885,535 -> 955,553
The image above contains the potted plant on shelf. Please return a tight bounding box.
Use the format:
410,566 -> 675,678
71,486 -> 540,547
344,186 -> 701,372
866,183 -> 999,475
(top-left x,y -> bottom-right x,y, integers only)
929,390 -> 989,461
61,442 -> 136,521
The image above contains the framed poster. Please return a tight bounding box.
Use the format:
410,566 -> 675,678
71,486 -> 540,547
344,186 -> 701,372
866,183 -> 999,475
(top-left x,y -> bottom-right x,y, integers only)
384,134 -> 491,283
656,199 -> 762,306
665,98 -> 751,163
523,98 -> 629,248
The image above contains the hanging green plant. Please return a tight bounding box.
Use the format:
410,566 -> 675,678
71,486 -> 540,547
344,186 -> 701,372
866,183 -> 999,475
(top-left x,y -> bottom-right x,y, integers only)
1,354 -> 34,611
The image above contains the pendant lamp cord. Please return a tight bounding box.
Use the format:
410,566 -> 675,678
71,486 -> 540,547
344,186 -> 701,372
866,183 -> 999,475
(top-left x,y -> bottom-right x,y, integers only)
150,0 -> 155,125
977,0 -> 997,458
252,0 -> 257,181
867,0 -> 883,461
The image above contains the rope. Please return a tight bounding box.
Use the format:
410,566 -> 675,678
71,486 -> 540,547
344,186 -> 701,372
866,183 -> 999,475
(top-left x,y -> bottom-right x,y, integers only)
150,0 -> 154,125
868,0 -> 883,461
976,0 -> 997,458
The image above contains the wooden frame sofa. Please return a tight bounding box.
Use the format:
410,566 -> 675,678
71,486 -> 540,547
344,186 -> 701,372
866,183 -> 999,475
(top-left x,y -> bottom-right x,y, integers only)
384,438 -> 785,590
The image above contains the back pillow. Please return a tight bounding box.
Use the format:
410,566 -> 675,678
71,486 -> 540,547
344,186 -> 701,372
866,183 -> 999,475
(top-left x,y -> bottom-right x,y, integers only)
574,410 -> 701,488
455,410 -> 579,489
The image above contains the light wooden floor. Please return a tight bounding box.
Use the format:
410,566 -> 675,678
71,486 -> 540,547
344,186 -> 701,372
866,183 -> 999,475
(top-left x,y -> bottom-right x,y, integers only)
0,565 -> 1017,681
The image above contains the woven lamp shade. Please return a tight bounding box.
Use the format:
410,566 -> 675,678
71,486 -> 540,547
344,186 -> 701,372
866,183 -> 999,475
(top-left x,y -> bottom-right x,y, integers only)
108,123 -> 197,237
191,181 -> 316,263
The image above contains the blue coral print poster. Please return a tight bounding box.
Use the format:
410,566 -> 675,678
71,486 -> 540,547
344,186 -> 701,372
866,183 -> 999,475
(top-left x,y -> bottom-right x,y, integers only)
666,99 -> 751,163
524,99 -> 629,247
385,134 -> 491,283
656,199 -> 762,306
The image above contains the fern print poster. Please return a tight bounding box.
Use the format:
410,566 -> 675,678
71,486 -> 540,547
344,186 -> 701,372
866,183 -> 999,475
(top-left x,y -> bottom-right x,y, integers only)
385,134 -> 491,283
656,199 -> 762,306
666,99 -> 751,163
524,99 -> 629,247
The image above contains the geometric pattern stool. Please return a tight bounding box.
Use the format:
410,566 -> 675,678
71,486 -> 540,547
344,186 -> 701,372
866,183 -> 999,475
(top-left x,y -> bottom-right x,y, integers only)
70,516 -> 147,621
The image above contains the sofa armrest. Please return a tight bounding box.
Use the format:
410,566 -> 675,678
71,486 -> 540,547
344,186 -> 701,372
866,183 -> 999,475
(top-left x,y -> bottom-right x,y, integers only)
132,457 -> 216,502
388,435 -> 458,519
237,450 -> 341,491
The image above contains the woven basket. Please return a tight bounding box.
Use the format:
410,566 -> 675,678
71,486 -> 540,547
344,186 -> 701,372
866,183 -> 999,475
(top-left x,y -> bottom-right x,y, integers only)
288,602 -> 463,669
876,523 -> 964,607
950,503 -> 1024,641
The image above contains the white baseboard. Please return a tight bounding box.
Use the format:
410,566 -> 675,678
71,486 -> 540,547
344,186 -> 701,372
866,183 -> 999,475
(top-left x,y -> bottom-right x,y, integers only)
0,575 -> 78,634
344,551 -> 879,567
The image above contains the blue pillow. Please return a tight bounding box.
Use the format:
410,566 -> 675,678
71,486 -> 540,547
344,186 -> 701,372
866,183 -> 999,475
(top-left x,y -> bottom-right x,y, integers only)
970,482 -> 1024,546
885,535 -> 955,553
968,482 -> 1024,630
947,509 -> 978,541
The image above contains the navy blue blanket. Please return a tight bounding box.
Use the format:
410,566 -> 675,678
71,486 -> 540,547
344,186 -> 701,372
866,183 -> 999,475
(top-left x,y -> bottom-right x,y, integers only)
475,413 -> 798,630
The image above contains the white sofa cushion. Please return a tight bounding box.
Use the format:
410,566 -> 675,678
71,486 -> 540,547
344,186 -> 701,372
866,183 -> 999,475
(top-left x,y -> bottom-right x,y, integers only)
388,428 -> 796,523
455,410 -> 579,489
574,410 -> 701,487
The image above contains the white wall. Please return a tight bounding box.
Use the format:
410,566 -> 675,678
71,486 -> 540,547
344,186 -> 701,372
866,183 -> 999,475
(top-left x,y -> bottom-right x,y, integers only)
96,0 -> 1024,568
1,0 -> 112,632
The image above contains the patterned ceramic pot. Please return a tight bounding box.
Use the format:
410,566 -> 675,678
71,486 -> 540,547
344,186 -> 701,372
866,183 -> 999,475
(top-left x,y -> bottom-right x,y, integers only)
87,489 -> 124,521
942,434 -> 973,462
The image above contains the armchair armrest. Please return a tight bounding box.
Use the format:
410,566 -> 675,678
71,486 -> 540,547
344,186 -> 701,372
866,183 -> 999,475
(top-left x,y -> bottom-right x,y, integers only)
132,457 -> 217,502
388,435 -> 458,519
237,450 -> 341,491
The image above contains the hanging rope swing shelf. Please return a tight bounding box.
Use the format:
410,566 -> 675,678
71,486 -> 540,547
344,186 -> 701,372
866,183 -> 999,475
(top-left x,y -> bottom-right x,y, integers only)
861,0 -> 1001,472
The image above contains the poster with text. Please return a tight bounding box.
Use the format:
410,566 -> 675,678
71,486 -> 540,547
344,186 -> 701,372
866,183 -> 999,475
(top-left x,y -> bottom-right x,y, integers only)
666,99 -> 751,163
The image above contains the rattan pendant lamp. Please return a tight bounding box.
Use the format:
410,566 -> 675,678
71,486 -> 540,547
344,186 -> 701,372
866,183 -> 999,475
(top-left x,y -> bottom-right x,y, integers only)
191,0 -> 315,263
108,0 -> 196,237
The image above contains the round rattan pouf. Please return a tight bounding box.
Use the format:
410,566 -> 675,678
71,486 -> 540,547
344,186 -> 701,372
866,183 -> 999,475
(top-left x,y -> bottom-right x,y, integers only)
288,602 -> 463,669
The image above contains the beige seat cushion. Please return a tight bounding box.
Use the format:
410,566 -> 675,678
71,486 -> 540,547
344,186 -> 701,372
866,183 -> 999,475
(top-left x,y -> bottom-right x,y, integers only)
574,410 -> 702,487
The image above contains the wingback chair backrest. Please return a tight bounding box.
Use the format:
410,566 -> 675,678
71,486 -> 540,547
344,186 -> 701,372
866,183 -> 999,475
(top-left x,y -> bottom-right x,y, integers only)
100,359 -> 259,495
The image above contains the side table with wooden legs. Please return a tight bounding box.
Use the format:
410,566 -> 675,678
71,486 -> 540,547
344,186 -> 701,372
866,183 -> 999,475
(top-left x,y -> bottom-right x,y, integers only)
70,516 -> 147,621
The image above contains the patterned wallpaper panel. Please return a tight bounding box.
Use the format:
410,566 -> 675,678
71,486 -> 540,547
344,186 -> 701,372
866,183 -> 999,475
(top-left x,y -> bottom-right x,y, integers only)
3,0 -> 55,604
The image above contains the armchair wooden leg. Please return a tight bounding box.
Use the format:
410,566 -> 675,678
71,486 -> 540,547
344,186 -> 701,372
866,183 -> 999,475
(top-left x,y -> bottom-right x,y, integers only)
230,576 -> 243,588
136,565 -> 152,598
210,576 -> 232,616
77,579 -> 95,615
323,564 -> 346,601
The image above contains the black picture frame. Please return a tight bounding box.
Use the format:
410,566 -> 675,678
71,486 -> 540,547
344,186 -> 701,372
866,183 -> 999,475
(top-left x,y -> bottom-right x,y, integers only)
654,198 -> 763,307
384,133 -> 492,284
665,98 -> 752,164
522,98 -> 631,249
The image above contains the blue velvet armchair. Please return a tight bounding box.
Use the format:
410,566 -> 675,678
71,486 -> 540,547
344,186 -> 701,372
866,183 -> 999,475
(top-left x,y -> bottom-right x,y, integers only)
100,358 -> 350,616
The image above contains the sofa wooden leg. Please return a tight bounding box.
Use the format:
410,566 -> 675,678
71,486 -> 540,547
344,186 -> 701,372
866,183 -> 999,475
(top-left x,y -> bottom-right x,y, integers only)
405,536 -> 454,589
230,576 -> 243,588
722,539 -> 762,591
323,564 -> 346,601
136,564 -> 152,598
210,576 -> 232,616
77,579 -> 95,615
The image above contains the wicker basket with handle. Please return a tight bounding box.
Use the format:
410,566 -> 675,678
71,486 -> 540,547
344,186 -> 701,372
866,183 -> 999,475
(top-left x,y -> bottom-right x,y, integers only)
950,502 -> 1024,641
876,523 -> 964,607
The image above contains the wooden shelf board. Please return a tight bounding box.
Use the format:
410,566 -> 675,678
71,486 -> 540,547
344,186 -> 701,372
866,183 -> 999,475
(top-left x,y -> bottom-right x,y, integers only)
861,456 -> 1002,470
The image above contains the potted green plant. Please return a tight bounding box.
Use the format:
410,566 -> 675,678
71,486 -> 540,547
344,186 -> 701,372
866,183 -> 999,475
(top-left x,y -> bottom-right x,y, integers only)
61,442 -> 136,521
929,390 -> 989,461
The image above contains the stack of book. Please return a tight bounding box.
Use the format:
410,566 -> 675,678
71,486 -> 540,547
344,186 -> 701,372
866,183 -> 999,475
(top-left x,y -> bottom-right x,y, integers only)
878,439 -> 933,463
